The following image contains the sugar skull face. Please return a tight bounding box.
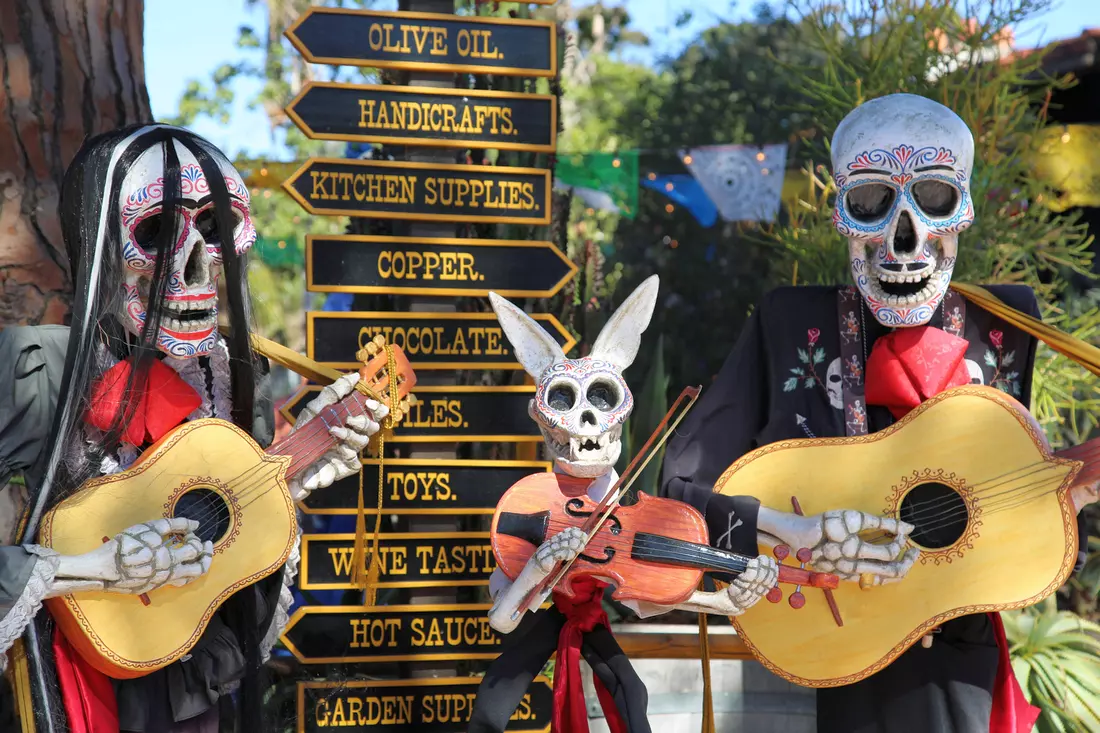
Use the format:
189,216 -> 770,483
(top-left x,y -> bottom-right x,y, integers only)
490,276 -> 659,478
118,139 -> 257,357
831,94 -> 975,327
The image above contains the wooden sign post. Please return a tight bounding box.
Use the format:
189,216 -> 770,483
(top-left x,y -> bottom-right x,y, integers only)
281,0 -> 566,725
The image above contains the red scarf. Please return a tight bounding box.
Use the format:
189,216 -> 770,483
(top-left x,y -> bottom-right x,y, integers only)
52,357 -> 201,732
866,325 -> 1040,733
552,576 -> 627,733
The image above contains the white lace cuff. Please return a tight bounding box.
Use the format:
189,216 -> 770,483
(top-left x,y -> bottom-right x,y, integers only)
1,546 -> 60,673
259,529 -> 300,664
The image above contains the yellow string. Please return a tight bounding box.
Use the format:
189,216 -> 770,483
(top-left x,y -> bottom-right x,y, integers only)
699,604 -> 716,733
9,639 -> 36,733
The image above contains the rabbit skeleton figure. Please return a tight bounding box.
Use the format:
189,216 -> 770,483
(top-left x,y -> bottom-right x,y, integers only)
466,275 -> 777,733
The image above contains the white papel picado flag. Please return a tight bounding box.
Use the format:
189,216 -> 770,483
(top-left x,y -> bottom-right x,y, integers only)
683,143 -> 788,223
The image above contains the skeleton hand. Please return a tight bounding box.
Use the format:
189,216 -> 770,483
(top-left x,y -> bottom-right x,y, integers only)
534,527 -> 586,574
1071,480 -> 1100,513
50,518 -> 213,597
805,510 -> 919,585
726,555 -> 780,614
288,372 -> 388,501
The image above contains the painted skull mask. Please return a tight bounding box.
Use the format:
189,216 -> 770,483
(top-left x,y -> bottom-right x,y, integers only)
831,94 -> 975,327
118,140 -> 257,357
530,359 -> 633,477
491,276 -> 659,479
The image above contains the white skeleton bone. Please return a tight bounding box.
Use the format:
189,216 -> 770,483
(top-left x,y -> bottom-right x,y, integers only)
486,276 -> 780,631
287,372 -> 388,501
44,518 -> 212,598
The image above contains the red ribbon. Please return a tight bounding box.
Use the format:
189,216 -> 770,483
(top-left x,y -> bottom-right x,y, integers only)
85,357 -> 201,445
52,630 -> 119,733
866,325 -> 1040,730
865,325 -> 970,420
552,577 -> 627,733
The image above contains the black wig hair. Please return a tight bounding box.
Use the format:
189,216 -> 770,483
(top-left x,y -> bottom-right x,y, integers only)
19,124 -> 271,733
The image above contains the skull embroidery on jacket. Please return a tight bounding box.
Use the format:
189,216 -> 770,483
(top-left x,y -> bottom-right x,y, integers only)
490,276 -> 659,478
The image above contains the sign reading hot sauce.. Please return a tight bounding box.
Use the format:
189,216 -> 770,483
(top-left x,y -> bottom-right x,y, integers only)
286,8 -> 557,77
283,159 -> 550,225
288,83 -> 556,152
298,677 -> 553,733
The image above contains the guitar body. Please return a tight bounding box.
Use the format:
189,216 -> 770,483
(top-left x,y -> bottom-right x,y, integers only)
715,386 -> 1080,687
41,418 -> 296,679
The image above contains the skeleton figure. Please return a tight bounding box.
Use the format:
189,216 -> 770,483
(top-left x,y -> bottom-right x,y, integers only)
831,93 -> 975,328
0,125 -> 382,733
486,276 -> 779,632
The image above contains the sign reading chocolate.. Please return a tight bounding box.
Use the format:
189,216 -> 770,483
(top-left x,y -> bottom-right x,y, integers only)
288,83 -> 556,153
300,532 -> 497,590
299,459 -> 551,515
298,676 -> 553,733
286,8 -> 557,77
306,235 -> 577,298
281,604 -> 543,664
284,158 -> 550,225
280,386 -> 542,442
306,311 -> 575,370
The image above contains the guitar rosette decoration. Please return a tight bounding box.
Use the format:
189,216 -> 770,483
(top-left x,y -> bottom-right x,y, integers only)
830,94 -> 975,327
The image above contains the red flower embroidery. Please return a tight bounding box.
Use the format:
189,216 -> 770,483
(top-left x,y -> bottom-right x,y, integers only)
989,330 -> 1003,348
808,328 -> 820,346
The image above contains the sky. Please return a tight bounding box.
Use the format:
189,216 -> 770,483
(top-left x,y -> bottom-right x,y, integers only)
143,0 -> 1099,161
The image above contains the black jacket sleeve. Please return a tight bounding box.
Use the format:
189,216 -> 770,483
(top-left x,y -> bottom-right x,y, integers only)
661,303 -> 769,561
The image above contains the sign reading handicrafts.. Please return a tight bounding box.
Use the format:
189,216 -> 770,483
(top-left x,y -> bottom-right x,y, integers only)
284,158 -> 551,225
286,8 -> 557,77
298,676 -> 553,733
299,459 -> 551,515
307,311 -> 575,370
306,235 -> 577,298
280,386 -> 541,442
288,83 -> 556,152
300,532 -> 496,590
281,604 -> 541,664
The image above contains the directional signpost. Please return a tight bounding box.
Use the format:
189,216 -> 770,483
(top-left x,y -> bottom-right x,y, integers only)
306,235 -> 577,298
282,0 -> 567,724
298,677 -> 553,733
288,83 -> 557,152
307,311 -> 575,369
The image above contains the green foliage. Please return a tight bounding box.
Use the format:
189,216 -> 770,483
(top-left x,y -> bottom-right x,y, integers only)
616,334 -> 670,496
1003,598 -> 1100,732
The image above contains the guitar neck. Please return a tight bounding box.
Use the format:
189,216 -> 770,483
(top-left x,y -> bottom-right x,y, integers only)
265,390 -> 376,481
1054,437 -> 1100,488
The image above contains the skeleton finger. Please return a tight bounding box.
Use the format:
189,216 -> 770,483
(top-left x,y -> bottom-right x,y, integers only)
200,541 -> 214,573
331,425 -> 371,451
366,399 -> 390,420
345,414 -> 381,437
171,535 -> 205,564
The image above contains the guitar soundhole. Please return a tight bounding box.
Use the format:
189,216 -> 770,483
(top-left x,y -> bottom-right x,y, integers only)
899,482 -> 967,549
172,488 -> 232,544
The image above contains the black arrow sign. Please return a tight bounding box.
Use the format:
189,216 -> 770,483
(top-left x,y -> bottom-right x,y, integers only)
306,311 -> 576,370
280,385 -> 542,442
281,604 -> 543,664
298,676 -> 553,733
300,532 -> 497,590
306,235 -> 577,298
288,83 -> 556,153
283,158 -> 550,225
299,459 -> 550,516
286,8 -> 557,77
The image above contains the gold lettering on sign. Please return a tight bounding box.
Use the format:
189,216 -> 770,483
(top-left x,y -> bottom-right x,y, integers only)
308,171 -> 417,204
358,99 -> 516,136
356,326 -> 508,358
403,398 -> 464,429
422,178 -> 537,211
387,471 -> 452,502
409,616 -> 499,648
314,695 -> 416,727
329,546 -> 407,577
376,250 -> 482,282
347,618 -> 402,649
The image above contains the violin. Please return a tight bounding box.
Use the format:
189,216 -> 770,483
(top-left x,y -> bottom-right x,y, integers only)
491,471 -> 838,608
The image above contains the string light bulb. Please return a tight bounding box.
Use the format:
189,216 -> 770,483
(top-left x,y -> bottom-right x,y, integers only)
260,167 -> 269,176
665,182 -> 674,192
277,240 -> 287,249
670,239 -> 679,248
1061,129 -> 1071,143
665,204 -> 674,213
647,172 -> 657,181
612,158 -> 621,168
756,152 -> 766,162
586,208 -> 595,216
761,168 -> 770,175
683,154 -> 693,165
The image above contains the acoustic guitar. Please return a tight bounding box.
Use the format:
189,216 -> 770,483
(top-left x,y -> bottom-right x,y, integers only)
40,340 -> 416,679
714,385 -> 1095,687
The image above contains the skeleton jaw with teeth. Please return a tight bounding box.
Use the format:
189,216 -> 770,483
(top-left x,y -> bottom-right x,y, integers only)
831,93 -> 975,327
489,277 -> 658,479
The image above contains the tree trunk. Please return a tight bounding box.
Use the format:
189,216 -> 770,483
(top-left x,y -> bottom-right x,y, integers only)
0,0 -> 150,326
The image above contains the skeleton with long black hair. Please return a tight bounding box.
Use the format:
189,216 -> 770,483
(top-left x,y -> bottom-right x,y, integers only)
0,124 -> 383,732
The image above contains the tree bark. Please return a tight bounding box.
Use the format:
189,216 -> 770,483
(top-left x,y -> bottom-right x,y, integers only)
0,0 -> 150,326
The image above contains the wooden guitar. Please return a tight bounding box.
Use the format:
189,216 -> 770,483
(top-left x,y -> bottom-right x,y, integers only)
40,340 -> 416,679
715,385 -> 1094,687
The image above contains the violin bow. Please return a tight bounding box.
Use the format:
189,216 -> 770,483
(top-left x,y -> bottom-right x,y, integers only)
515,385 -> 702,616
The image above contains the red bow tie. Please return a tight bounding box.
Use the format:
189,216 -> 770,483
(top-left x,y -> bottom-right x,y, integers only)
864,325 -> 971,420
86,357 -> 202,446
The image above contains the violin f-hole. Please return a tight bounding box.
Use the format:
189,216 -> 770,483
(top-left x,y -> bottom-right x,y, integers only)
564,498 -> 622,535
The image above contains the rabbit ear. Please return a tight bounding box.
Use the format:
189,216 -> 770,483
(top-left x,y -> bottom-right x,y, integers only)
489,292 -> 566,379
589,275 -> 660,371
